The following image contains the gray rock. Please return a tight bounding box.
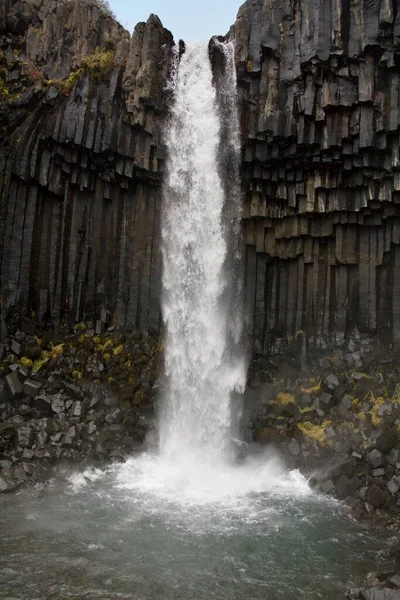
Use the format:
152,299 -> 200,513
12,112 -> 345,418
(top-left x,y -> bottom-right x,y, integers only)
0,476 -> 13,493
389,575 -> 400,589
335,475 -> 353,499
321,480 -> 335,493
361,589 -> 400,600
11,340 -> 22,356
325,426 -> 336,439
23,379 -> 42,398
70,401 -> 82,418
14,331 -> 26,344
373,468 -> 385,477
378,404 -> 392,417
5,372 -> 22,397
366,485 -> 388,507
388,449 -> 399,466
23,463 -> 35,476
323,374 -> 339,391
339,394 -> 352,416
19,404 -> 31,416
387,476 -> 400,494
288,439 -> 300,456
17,427 -> 34,449
51,394 -> 65,414
105,408 -> 123,425
67,426 -> 77,439
368,449 -> 383,469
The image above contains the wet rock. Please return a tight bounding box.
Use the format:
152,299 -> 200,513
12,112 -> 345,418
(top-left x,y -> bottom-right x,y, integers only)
0,476 -> 15,493
389,575 -> 400,589
321,480 -> 335,494
5,372 -> 22,397
335,475 -> 353,499
368,449 -> 384,469
376,428 -> 398,453
361,589 -> 400,600
339,394 -> 352,416
288,439 -> 300,456
366,486 -> 388,508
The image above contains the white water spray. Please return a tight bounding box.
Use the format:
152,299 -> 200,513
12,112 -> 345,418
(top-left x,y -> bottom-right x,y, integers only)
161,42 -> 246,464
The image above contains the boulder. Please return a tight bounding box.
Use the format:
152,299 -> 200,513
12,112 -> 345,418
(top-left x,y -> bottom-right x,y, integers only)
282,402 -> 300,419
105,408 -> 123,425
335,475 -> 353,499
361,590 -> 400,600
323,374 -> 339,392
338,394 -> 352,416
387,476 -> 400,494
288,439 -> 300,456
5,372 -> 22,397
70,401 -> 82,418
321,480 -> 335,493
51,394 -> 65,414
16,427 -> 34,449
368,449 -> 384,469
23,379 -> 42,398
366,485 -> 388,508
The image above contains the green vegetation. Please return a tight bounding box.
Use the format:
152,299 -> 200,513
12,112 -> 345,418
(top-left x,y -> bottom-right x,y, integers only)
48,48 -> 115,94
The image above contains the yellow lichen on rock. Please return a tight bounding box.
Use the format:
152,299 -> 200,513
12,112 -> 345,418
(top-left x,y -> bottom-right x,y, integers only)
273,392 -> 295,406
297,421 -> 332,445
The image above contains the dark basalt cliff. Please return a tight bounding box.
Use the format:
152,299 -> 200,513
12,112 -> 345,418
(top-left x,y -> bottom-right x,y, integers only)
1,0 -> 400,356
234,0 -> 400,354
0,0 -> 172,333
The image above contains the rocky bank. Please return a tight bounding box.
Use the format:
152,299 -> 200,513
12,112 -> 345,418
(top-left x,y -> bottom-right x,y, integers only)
0,315 -> 161,492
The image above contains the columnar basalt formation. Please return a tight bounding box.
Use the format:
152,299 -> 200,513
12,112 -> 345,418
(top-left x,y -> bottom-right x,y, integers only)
233,0 -> 400,354
1,0 -> 400,357
0,0 -> 172,333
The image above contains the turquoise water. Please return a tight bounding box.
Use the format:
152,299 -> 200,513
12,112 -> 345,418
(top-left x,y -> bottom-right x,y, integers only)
0,453 -> 383,600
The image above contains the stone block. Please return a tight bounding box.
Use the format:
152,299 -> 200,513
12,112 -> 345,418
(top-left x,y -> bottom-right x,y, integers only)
5,372 -> 22,397
23,379 -> 42,398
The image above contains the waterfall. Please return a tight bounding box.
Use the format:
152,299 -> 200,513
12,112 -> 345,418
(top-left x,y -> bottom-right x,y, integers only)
160,42 -> 246,465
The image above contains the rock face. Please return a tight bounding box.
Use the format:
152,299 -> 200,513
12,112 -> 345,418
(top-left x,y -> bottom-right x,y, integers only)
233,0 -> 400,353
0,0 -> 173,332
1,0 -> 400,357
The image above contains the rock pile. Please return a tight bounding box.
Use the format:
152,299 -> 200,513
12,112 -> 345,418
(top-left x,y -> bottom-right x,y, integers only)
246,327 -> 400,521
0,316 -> 161,492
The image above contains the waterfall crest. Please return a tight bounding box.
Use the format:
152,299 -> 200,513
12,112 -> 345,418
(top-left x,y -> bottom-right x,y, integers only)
161,42 -> 245,464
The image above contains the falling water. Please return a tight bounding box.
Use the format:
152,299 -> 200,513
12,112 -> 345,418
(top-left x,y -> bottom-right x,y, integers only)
161,42 -> 246,464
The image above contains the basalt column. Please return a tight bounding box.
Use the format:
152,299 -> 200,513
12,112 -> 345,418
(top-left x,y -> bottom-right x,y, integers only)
233,0 -> 400,354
